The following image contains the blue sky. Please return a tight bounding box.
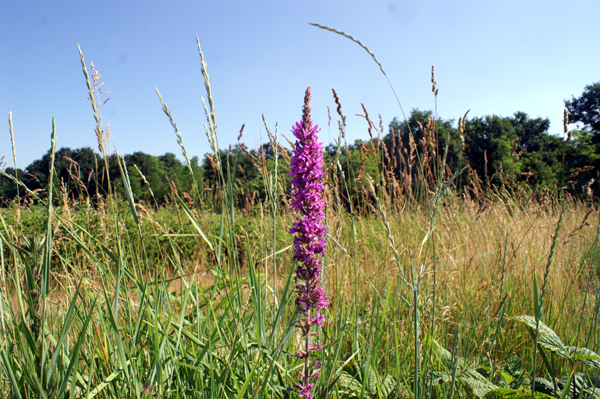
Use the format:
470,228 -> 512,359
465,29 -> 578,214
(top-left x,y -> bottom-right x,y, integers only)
1,0 -> 599,169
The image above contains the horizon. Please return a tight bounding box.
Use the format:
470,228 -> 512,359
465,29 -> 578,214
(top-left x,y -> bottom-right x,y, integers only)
1,1 -> 599,169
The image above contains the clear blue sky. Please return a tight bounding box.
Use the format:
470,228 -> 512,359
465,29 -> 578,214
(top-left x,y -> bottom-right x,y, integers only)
1,0 -> 599,169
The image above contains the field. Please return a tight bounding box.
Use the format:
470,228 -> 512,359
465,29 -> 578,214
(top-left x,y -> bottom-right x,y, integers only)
1,36 -> 599,399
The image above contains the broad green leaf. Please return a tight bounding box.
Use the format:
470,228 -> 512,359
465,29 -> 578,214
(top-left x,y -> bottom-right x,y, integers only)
532,377 -> 556,396
567,346 -> 600,369
484,388 -> 555,399
460,368 -> 500,398
380,373 -> 399,398
512,315 -> 570,359
337,370 -> 363,393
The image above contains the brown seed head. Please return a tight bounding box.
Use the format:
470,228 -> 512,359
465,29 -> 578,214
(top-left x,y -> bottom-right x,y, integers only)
94,127 -> 104,153
360,103 -> 373,138
238,124 -> 245,141
332,88 -> 344,121
205,154 -> 217,172
169,179 -> 177,194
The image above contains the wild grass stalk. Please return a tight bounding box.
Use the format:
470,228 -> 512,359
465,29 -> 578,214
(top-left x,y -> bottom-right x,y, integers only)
155,88 -> 194,177
309,23 -> 408,124
78,45 -> 112,202
259,115 -> 281,306
309,22 -> 441,207
531,206 -> 564,397
328,88 -> 366,364
8,112 -> 20,230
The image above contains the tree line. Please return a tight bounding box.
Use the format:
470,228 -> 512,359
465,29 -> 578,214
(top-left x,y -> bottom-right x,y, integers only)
1,82 -> 599,207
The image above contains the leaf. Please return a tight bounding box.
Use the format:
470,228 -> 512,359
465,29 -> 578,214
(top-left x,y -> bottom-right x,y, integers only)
484,388 -> 524,399
430,336 -> 466,368
0,350 -> 23,399
336,360 -> 400,398
380,373 -> 398,398
512,315 -> 570,359
55,300 -> 95,399
235,356 -> 260,399
115,155 -> 139,225
484,388 -> 555,399
364,365 -> 378,396
583,387 -> 600,399
460,368 -> 500,398
431,369 -> 452,385
505,355 -> 524,375
532,377 -> 556,396
337,370 -> 363,394
175,192 -> 214,252
560,372 -> 599,395
85,361 -> 129,399
429,337 -> 498,397
558,371 -> 575,399
567,346 -> 600,369
514,316 -> 600,368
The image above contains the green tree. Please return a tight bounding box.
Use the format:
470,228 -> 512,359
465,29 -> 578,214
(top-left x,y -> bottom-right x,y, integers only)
463,115 -> 517,184
0,167 -> 26,204
565,81 -> 600,138
125,152 -> 169,201
564,82 -> 600,195
510,112 -> 563,189
70,147 -> 101,198
561,130 -> 600,195
386,109 -> 463,181
202,145 -> 263,208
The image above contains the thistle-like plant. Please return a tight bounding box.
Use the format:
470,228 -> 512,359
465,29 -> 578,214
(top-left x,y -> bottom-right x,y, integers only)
289,87 -> 329,398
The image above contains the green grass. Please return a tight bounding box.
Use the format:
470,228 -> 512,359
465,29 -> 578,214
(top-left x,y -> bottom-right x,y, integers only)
1,179 -> 598,398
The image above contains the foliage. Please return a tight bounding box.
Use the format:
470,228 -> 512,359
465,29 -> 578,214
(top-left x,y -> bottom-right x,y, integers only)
0,148 -> 204,207
428,316 -> 600,399
566,82 -> 600,136
2,101 -> 600,207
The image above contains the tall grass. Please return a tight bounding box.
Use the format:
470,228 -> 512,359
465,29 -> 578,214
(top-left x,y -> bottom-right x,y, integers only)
1,31 -> 599,399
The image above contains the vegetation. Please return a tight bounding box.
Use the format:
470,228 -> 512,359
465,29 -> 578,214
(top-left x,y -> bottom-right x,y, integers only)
0,30 -> 599,399
3,99 -> 600,207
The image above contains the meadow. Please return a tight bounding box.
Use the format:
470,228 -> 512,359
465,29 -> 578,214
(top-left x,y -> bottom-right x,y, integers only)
0,32 -> 599,399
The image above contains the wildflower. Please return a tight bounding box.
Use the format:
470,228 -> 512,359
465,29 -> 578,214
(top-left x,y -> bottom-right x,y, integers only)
294,382 -> 315,398
289,87 -> 328,397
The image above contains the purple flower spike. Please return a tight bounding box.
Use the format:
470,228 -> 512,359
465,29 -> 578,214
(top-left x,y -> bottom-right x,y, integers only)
289,87 -> 328,398
294,383 -> 314,399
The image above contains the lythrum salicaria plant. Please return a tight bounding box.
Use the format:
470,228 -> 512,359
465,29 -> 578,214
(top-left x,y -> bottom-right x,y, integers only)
289,87 -> 329,398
